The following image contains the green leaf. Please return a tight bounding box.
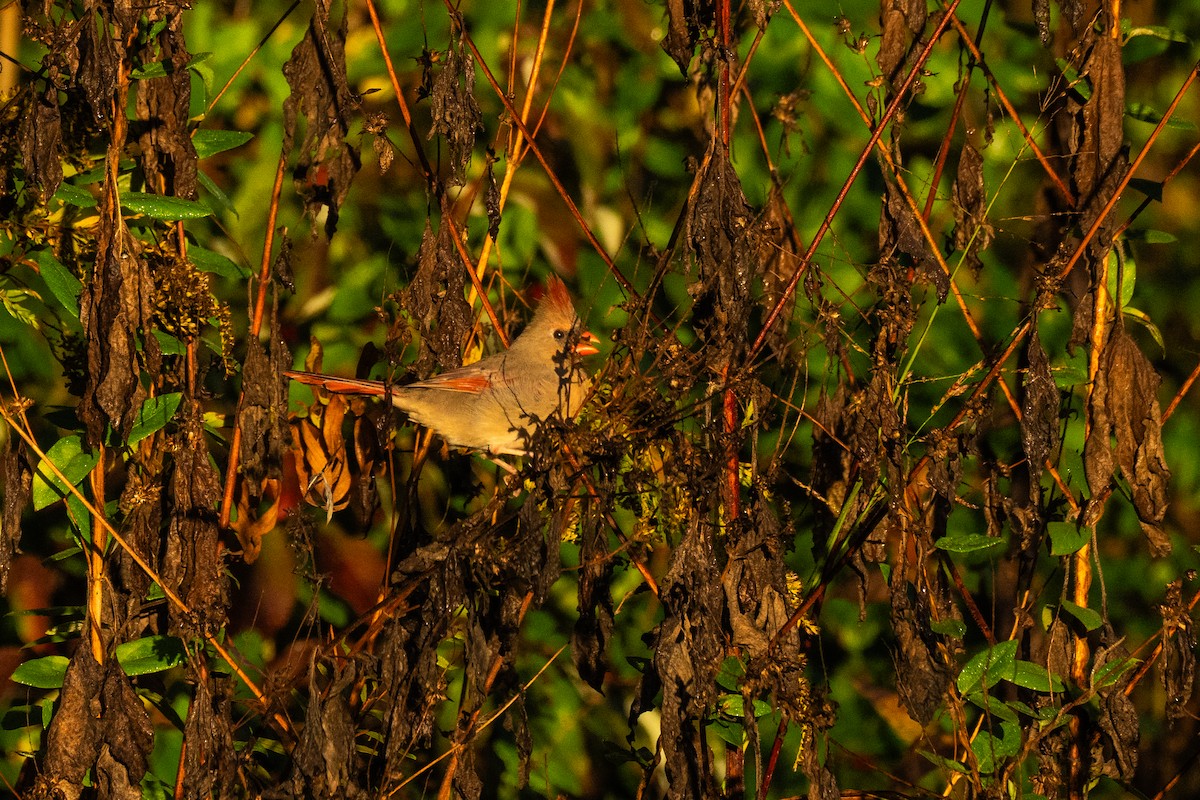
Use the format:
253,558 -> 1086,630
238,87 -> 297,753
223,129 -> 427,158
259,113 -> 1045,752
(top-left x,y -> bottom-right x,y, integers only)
1127,102 -> 1198,131
1055,59 -> 1090,101
1062,600 -> 1103,632
1123,22 -> 1189,43
192,129 -> 254,159
197,170 -> 238,218
1094,655 -> 1139,689
972,721 -> 1021,774
128,393 -> 183,446
965,691 -> 1020,724
114,635 -> 187,676
1047,521 -> 1090,556
1,288 -> 44,328
935,533 -> 1004,555
190,245 -> 250,280
121,192 -> 212,220
1010,660 -> 1065,692
930,618 -> 966,638
11,655 -> 70,689
131,51 -> 211,81
51,182 -> 98,208
29,249 -> 82,320
32,436 -> 99,511
153,329 -> 188,355
1105,249 -> 1135,308
1124,228 -> 1177,244
1123,307 -> 1165,354
958,640 -> 1018,694
919,750 -> 968,774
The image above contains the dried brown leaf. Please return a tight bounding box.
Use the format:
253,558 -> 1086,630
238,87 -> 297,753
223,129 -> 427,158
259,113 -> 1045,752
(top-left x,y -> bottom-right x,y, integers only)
164,402 -> 226,634
34,647 -> 103,796
399,214 -> 474,378
78,219 -> 151,446
951,141 -> 994,275
181,665 -> 239,798
290,661 -> 366,798
880,181 -> 945,302
428,16 -> 482,188
876,0 -> 926,87
1,436 -> 31,593
1021,326 -> 1059,486
1078,35 -> 1126,203
17,88 -> 63,202
1084,329 -> 1171,554
1159,580 -> 1195,726
572,498 -> 615,692
661,0 -> 713,75
133,11 -> 198,199
640,515 -> 722,799
282,0 -> 362,237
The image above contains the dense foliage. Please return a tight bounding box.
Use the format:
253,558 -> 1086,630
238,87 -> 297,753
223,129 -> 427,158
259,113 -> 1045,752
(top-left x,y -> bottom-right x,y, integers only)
1,0 -> 1199,797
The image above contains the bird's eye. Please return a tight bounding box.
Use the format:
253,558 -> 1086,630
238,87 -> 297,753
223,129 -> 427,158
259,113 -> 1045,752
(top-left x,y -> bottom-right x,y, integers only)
553,329 -> 566,340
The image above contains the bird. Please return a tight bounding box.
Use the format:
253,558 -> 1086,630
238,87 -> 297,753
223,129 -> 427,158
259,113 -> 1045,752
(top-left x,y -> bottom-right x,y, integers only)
284,275 -> 600,457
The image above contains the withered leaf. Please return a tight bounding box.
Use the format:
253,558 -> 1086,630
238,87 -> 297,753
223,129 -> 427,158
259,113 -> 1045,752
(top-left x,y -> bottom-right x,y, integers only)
282,0 -> 362,237
182,664 -> 239,799
876,0 -> 926,87
1084,329 -> 1171,554
1077,35 -> 1126,203
17,88 -> 64,203
661,0 -> 712,75
880,181 -> 945,302
290,661 -> 365,797
133,11 -> 198,200
428,16 -> 482,188
685,147 -> 755,365
891,573 -> 955,725
164,401 -> 226,634
78,214 -> 151,446
290,395 -> 353,517
1,435 -> 31,593
642,514 -> 722,799
484,150 -> 502,241
94,661 -> 155,799
1094,628 -> 1139,778
1159,580 -> 1195,727
35,646 -> 103,795
76,7 -> 120,125
399,213 -> 474,378
1021,325 -> 1059,485
1033,0 -> 1051,45
572,500 -> 614,692
951,141 -> 994,275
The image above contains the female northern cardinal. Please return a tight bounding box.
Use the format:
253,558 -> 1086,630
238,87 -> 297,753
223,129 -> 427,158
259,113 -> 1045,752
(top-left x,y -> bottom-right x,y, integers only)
284,276 -> 600,456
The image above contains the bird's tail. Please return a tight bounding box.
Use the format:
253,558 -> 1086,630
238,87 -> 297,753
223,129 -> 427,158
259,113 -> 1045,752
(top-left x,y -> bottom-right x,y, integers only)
283,370 -> 389,396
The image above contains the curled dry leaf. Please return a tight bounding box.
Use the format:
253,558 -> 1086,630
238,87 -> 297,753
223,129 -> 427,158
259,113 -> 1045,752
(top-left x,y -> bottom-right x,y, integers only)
282,0 -> 361,237
290,394 -> 353,520
427,15 -> 482,187
1083,329 -> 1171,554
951,141 -> 994,275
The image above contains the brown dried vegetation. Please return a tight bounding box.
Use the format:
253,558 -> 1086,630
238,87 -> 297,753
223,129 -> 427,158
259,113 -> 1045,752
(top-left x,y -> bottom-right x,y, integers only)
1,0 -> 1198,798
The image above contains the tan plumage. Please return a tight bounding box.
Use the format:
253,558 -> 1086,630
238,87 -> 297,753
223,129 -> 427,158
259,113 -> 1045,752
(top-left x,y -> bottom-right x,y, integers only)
285,276 -> 599,456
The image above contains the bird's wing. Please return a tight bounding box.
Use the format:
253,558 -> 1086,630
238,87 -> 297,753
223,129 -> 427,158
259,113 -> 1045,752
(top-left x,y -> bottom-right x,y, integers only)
404,369 -> 494,394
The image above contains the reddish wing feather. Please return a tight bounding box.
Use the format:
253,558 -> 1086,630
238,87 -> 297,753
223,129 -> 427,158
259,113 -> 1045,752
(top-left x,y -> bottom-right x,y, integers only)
406,373 -> 492,393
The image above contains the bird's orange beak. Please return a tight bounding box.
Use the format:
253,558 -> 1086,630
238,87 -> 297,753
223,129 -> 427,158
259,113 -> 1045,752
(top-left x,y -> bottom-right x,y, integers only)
574,331 -> 601,356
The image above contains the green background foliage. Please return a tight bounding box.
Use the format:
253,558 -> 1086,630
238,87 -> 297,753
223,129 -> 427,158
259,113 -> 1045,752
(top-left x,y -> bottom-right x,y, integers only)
1,0 -> 1200,797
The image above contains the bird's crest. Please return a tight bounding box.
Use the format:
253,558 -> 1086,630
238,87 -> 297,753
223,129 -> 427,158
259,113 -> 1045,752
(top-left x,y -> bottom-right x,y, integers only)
544,274 -> 574,317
